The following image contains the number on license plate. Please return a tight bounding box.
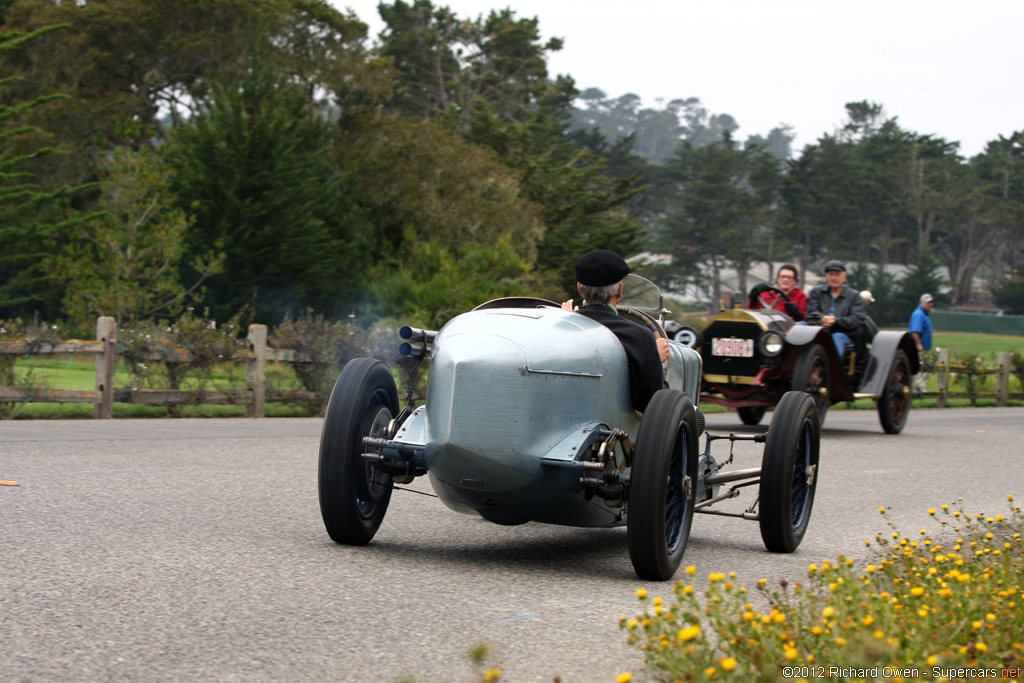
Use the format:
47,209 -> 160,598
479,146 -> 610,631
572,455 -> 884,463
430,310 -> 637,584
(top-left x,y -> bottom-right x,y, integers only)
712,337 -> 754,357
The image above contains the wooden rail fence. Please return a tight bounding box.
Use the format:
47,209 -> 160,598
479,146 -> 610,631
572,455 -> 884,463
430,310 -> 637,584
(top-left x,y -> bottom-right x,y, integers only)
0,316 -> 319,418
1,320 -> 1021,418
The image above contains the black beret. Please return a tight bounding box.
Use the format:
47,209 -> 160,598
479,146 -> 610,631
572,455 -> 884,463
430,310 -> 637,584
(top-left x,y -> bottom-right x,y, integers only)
823,259 -> 846,272
575,250 -> 630,286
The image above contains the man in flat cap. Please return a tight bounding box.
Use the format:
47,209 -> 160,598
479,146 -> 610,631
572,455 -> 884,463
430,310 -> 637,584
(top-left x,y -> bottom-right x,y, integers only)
806,259 -> 867,357
562,250 -> 669,412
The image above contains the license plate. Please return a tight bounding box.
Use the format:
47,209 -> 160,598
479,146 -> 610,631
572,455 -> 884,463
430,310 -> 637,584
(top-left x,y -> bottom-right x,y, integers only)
712,337 -> 754,357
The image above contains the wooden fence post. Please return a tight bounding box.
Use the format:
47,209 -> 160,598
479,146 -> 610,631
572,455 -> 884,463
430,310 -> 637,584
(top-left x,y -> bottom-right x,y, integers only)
936,348 -> 950,408
94,316 -> 116,419
246,324 -> 267,418
997,352 -> 1011,407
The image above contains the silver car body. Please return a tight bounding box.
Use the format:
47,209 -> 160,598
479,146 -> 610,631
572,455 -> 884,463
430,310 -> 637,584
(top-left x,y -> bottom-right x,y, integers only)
391,304 -> 702,527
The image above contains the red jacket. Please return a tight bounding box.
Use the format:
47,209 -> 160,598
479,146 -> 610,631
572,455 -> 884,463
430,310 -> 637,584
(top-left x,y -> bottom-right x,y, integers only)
750,288 -> 808,319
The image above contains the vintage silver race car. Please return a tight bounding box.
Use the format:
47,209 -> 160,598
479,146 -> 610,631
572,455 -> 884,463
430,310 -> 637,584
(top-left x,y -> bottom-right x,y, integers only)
319,277 -> 822,580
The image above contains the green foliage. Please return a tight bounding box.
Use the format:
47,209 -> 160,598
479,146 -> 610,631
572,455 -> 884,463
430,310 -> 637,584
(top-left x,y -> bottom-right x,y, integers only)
0,22 -> 90,319
991,279 -> 1024,313
0,316 -> 61,418
118,309 -> 245,398
858,249 -> 948,327
374,0 -> 647,293
45,146 -> 223,328
269,309 -> 373,412
658,134 -> 782,309
952,353 -> 994,405
621,500 -> 1024,682
367,230 -> 552,329
339,113 -> 545,263
166,64 -> 363,323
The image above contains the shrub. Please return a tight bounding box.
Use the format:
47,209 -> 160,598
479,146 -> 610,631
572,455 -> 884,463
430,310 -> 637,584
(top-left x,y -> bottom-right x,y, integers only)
118,309 -> 245,415
0,317 -> 61,418
269,309 -> 374,413
621,498 -> 1023,682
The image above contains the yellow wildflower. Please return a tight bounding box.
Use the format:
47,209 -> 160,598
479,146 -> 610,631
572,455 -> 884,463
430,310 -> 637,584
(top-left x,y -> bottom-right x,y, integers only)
616,673 -> 632,683
678,625 -> 700,642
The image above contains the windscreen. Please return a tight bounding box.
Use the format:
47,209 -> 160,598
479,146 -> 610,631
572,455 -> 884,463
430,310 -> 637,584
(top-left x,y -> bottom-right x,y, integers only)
619,274 -> 663,314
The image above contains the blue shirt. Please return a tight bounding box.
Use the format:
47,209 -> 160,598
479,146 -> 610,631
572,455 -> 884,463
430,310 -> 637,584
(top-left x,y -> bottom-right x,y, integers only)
909,305 -> 933,350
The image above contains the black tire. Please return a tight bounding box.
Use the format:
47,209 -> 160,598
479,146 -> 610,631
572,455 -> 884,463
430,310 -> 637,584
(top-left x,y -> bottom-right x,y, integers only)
627,390 -> 698,581
738,405 -> 767,426
318,358 -> 399,545
793,344 -> 830,426
759,391 -> 820,553
672,324 -> 700,349
878,350 -> 912,434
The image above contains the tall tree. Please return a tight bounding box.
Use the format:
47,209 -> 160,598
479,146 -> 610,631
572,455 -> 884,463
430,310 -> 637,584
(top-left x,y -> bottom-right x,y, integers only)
375,1 -> 647,292
0,22 -> 92,319
46,146 -> 222,327
164,66 -> 362,323
659,133 -> 782,310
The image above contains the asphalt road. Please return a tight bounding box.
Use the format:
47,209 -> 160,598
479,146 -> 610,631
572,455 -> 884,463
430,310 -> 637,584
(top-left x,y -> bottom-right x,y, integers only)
2,408 -> 1022,683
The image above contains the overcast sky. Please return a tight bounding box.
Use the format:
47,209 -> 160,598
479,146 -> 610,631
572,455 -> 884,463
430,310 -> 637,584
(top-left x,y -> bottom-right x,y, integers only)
330,0 -> 1022,158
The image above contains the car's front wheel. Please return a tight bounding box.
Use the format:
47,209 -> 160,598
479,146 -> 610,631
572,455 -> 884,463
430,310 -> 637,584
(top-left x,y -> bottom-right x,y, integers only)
627,390 -> 698,581
759,391 -> 820,552
318,358 -> 398,545
738,405 -> 767,425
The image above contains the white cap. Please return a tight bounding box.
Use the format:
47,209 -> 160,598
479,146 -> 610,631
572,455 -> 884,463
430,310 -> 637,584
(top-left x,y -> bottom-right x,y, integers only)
860,290 -> 874,304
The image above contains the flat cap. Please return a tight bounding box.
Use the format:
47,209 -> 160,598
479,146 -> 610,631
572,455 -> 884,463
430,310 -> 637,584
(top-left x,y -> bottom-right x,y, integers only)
823,259 -> 846,272
575,250 -> 630,287
920,293 -> 934,303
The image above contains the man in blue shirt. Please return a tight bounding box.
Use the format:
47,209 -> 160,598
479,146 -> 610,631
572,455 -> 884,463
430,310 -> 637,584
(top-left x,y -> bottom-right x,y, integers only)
909,293 -> 934,395
909,293 -> 934,352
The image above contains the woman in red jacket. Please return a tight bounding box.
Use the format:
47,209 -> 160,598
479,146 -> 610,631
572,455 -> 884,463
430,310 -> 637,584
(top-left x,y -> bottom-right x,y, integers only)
749,263 -> 808,321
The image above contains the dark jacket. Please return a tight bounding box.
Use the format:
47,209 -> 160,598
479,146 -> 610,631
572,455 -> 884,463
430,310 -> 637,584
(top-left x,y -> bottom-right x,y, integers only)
578,304 -> 664,413
806,284 -> 868,334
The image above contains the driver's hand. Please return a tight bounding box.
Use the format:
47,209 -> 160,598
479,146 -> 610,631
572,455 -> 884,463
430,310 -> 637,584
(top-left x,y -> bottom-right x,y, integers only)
656,337 -> 670,363
560,299 -> 578,311
784,301 -> 804,321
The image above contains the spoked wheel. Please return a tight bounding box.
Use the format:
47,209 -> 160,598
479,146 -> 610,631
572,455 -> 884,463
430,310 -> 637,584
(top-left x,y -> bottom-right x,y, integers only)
793,344 -> 830,426
318,358 -> 399,545
627,389 -> 698,581
759,391 -> 820,552
738,405 -> 767,426
878,350 -> 911,434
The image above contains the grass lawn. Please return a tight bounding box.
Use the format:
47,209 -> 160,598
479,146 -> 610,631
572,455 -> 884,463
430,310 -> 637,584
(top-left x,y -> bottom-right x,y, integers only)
880,329 -> 1024,358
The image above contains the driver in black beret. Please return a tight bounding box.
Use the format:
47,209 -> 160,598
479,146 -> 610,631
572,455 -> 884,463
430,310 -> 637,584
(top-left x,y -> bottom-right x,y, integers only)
561,250 -> 668,413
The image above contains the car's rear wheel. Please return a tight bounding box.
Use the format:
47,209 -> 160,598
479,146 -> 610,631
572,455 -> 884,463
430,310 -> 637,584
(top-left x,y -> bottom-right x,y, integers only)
793,344 -> 830,426
627,389 -> 698,581
759,391 -> 820,552
878,350 -> 911,434
738,405 -> 767,425
318,358 -> 398,545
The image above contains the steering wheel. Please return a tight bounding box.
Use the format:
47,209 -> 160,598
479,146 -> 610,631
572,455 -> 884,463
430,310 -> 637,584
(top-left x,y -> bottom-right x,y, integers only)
620,307 -> 670,373
750,284 -> 791,311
